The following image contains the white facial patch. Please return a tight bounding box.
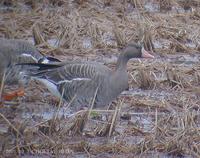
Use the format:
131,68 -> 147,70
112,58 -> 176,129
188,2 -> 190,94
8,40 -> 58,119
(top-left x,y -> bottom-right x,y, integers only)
141,48 -> 154,58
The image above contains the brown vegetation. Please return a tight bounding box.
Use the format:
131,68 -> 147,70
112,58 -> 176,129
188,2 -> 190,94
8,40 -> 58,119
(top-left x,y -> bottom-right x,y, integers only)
0,0 -> 200,157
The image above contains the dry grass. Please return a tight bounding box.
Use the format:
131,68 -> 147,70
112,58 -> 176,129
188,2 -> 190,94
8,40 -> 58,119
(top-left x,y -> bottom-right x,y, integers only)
0,0 -> 200,157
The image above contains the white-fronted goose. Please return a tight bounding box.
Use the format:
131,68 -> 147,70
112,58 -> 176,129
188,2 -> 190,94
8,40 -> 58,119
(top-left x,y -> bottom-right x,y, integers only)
24,43 -> 154,111
0,38 -> 59,101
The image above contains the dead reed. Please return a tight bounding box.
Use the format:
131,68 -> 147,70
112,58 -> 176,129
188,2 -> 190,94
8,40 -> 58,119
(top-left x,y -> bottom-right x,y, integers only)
0,0 -> 200,157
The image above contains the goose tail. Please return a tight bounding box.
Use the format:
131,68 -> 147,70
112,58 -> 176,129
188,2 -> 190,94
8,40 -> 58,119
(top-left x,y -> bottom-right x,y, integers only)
17,62 -> 61,71
16,55 -> 62,71
15,56 -> 62,81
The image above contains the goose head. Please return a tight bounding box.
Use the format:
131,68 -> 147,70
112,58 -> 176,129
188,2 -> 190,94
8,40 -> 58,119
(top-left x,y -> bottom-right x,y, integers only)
116,43 -> 154,69
123,43 -> 154,59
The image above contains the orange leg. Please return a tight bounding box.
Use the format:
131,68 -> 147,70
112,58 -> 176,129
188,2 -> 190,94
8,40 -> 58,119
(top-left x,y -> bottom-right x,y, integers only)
2,87 -> 25,101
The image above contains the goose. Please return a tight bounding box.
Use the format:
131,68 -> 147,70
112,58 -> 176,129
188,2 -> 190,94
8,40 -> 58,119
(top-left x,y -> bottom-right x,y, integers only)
22,43 -> 154,111
0,38 -> 59,101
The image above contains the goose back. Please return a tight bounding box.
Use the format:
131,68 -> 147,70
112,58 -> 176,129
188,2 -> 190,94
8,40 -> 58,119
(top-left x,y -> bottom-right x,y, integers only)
0,39 -> 43,60
0,39 -> 43,84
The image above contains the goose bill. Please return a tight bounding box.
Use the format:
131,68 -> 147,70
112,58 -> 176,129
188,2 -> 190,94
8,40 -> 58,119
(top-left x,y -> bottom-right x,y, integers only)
141,47 -> 154,58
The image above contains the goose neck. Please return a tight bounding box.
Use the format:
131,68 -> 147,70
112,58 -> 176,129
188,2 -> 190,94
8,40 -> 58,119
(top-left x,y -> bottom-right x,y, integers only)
116,54 -> 128,71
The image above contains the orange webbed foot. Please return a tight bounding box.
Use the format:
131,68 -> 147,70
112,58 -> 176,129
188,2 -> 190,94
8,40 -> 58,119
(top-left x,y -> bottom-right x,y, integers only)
2,88 -> 25,101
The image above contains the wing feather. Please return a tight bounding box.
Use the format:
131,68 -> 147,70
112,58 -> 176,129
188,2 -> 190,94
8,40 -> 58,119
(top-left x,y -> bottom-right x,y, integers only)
33,61 -> 111,83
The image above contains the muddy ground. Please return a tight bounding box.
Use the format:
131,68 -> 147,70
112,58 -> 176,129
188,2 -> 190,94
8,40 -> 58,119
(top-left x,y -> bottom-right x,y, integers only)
0,0 -> 200,157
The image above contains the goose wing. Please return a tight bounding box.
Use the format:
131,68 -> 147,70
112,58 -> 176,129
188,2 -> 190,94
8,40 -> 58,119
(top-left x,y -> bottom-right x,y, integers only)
28,61 -> 112,104
30,61 -> 111,83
